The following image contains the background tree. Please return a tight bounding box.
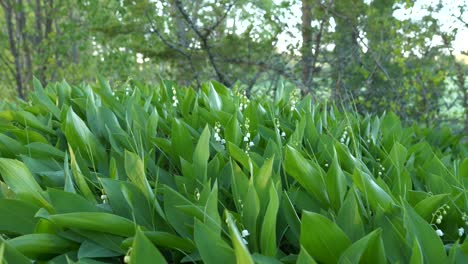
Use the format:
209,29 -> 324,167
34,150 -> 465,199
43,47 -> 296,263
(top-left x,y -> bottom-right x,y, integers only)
0,0 -> 466,133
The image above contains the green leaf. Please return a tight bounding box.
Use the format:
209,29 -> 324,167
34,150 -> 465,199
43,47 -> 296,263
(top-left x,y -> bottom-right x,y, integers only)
122,231 -> 195,252
281,191 -> 301,243
297,246 -> 317,264
0,199 -> 40,235
300,211 -> 351,264
32,77 -> 61,119
63,107 -> 107,171
208,83 -> 223,111
205,181 -> 222,234
242,180 -> 260,250
193,125 -> 211,185
7,234 -> 77,259
48,189 -> 99,214
78,240 -> 121,259
225,211 -> 254,264
402,200 -> 448,264
326,148 -> 347,211
50,212 -> 135,237
0,134 -> 26,157
194,219 -> 235,264
260,184 -> 279,257
387,142 -> 408,173
130,228 -> 167,264
283,145 -> 328,206
338,229 -> 386,263
172,119 -> 193,163
0,158 -> 50,209
68,146 -> 95,202
225,115 -> 242,146
409,239 -> 424,264
352,168 -> 394,211
0,240 -> 33,264
336,190 -> 365,242
124,150 -> 154,201
414,194 -> 448,221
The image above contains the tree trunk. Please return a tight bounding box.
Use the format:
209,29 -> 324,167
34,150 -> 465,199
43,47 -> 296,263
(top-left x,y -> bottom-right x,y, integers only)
301,0 -> 313,94
2,3 -> 25,99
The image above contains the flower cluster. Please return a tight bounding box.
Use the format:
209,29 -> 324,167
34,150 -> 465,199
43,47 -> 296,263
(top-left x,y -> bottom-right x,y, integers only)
377,162 -> 385,177
100,191 -> 108,204
241,229 -> 250,245
462,212 -> 468,225
432,204 -> 450,225
459,227 -> 465,237
125,87 -> 132,96
172,86 -> 179,107
267,89 -> 275,100
124,248 -> 132,263
243,118 -> 254,154
289,88 -> 300,111
340,127 -> 350,145
275,118 -> 286,138
238,90 -> 250,112
213,122 -> 226,147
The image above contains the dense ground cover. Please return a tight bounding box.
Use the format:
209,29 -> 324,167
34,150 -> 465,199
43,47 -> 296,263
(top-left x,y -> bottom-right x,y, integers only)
0,79 -> 467,263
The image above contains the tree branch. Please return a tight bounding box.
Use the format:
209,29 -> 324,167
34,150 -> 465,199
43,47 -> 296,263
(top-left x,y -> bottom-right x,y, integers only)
174,0 -> 231,86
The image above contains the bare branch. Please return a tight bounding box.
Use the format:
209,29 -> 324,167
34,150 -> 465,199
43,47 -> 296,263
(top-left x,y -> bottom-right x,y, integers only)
174,0 -> 231,86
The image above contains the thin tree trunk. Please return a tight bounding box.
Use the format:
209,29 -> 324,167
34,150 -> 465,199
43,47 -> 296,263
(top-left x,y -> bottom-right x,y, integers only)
16,0 -> 33,93
301,0 -> 313,94
2,3 -> 25,98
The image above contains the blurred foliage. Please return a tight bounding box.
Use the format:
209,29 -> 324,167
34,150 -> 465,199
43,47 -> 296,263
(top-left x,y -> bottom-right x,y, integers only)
0,0 -> 467,132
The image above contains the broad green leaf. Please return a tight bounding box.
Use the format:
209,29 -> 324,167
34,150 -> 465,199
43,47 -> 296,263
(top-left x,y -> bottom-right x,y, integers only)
194,219 -> 235,264
336,190 -> 365,242
48,189 -> 99,214
326,148 -> 347,211
0,134 -> 26,157
68,146 -> 95,202
7,234 -> 77,259
0,158 -> 50,209
297,245 -> 317,264
32,77 -> 61,119
63,107 -> 107,171
338,229 -> 386,263
242,179 -> 260,250
284,145 -> 328,206
172,119 -> 193,162
387,142 -> 408,174
0,240 -> 32,264
78,240 -> 121,259
124,150 -> 154,201
0,199 -> 40,235
409,239 -> 423,264
130,228 -> 167,264
414,194 -> 448,221
352,168 -> 394,210
225,115 -> 242,146
193,125 -> 211,185
122,231 -> 195,252
225,211 -> 254,264
300,211 -> 351,264
50,212 -> 135,237
281,191 -> 301,242
260,184 -> 279,257
402,200 -> 448,264
208,83 -> 223,111
205,181 -> 222,235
